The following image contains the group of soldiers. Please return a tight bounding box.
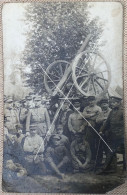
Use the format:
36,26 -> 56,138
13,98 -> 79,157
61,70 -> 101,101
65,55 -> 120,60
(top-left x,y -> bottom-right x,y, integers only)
3,92 -> 125,180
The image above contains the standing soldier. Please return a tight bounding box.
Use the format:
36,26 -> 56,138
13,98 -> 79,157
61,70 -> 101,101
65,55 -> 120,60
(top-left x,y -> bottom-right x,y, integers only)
82,96 -> 102,162
68,99 -> 85,141
95,97 -> 111,169
20,98 -> 28,134
26,95 -> 51,139
5,97 -> 20,134
57,100 -> 72,140
98,96 -> 125,173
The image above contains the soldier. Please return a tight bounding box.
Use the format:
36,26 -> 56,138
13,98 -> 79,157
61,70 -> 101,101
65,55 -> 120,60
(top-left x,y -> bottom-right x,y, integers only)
26,95 -> 51,138
68,99 -> 85,141
71,132 -> 91,173
45,134 -> 70,179
14,100 -> 21,119
95,97 -> 112,168
57,100 -> 73,140
25,95 -> 34,109
20,98 -> 28,134
5,97 -> 20,134
82,96 -> 102,161
23,124 -> 46,175
56,124 -> 70,149
98,96 -> 125,174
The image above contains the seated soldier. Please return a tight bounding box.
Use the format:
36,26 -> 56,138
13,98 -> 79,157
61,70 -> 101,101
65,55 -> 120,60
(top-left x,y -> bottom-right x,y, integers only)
23,124 -> 46,175
45,134 -> 70,179
3,159 -> 27,183
71,132 -> 91,173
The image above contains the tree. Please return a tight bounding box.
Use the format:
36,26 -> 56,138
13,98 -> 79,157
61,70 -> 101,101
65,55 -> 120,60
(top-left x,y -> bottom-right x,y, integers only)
23,2 -> 103,95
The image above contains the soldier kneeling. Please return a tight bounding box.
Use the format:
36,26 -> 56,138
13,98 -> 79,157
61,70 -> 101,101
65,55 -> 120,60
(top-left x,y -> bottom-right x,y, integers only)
71,132 -> 92,173
45,134 -> 71,179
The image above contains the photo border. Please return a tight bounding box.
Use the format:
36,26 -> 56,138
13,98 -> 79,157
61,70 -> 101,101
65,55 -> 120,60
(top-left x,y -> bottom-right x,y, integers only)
0,0 -> 127,194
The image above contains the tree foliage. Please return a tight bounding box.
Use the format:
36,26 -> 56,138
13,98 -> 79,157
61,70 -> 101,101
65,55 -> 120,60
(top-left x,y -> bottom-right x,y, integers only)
23,2 -> 103,94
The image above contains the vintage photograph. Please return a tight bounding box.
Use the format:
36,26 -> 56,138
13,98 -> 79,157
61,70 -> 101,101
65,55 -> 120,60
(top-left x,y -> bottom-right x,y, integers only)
2,2 -> 126,193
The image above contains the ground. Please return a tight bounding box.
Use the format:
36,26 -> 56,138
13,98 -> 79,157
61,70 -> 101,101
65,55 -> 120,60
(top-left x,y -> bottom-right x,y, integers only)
3,165 -> 126,194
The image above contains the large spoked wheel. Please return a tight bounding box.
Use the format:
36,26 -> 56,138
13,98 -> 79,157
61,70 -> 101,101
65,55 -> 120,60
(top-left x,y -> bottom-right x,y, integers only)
44,60 -> 70,95
72,50 -> 111,97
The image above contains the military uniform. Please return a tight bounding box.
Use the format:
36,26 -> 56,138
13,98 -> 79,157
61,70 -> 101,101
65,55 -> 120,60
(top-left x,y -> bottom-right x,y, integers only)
99,96 -> 125,173
95,98 -> 111,168
82,96 -> 102,160
26,96 -> 50,138
71,138 -> 91,172
45,134 -> 70,178
20,99 -> 28,134
23,125 -> 45,174
5,98 -> 20,134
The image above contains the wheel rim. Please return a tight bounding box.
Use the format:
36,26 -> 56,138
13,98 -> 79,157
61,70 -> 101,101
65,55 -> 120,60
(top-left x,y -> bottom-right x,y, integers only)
44,60 -> 70,94
72,50 -> 111,97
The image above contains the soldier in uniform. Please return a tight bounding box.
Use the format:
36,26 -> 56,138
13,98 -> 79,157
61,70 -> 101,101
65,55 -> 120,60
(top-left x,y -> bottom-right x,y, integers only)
68,99 -> 85,141
23,124 -> 46,175
95,97 -> 111,168
45,134 -> 70,179
20,98 -> 28,134
26,95 -> 51,139
71,132 -> 91,173
57,100 -> 72,141
98,96 -> 125,173
82,96 -> 102,161
5,97 -> 20,134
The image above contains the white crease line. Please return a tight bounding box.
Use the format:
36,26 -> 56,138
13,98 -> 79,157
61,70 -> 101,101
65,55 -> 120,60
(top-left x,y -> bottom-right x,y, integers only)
34,57 -> 113,160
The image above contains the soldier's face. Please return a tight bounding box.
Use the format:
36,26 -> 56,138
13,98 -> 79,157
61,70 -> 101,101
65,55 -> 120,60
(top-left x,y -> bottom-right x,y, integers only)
101,103 -> 109,110
62,103 -> 69,111
27,100 -> 33,108
7,102 -> 13,109
89,100 -> 95,107
15,102 -> 20,109
110,101 -> 120,109
57,127 -> 63,135
30,129 -> 36,136
34,100 -> 41,107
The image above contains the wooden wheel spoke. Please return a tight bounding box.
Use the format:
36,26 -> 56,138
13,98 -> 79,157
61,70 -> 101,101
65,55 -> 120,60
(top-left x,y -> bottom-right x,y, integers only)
48,73 -> 60,79
96,76 -> 108,82
59,63 -> 63,76
91,78 -> 96,95
94,61 -> 105,69
80,77 -> 90,88
96,70 -> 108,75
95,78 -> 104,90
55,68 -> 61,75
47,80 -> 60,83
77,74 -> 88,79
87,79 -> 91,92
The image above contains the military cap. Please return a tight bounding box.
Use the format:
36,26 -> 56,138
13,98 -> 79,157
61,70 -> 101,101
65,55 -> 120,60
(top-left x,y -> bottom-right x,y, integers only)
21,98 -> 26,103
26,96 -> 33,100
30,124 -> 36,130
6,97 -> 13,103
99,97 -> 109,104
51,134 -> 61,140
71,98 -> 80,104
87,96 -> 96,101
110,96 -> 122,102
33,96 -> 42,101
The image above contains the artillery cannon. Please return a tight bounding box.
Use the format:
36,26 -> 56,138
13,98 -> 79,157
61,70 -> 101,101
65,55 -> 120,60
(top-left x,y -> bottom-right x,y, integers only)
44,34 -> 111,98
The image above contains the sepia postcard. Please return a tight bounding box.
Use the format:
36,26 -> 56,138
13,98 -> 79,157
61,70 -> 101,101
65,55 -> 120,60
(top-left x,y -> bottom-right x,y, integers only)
0,1 -> 127,194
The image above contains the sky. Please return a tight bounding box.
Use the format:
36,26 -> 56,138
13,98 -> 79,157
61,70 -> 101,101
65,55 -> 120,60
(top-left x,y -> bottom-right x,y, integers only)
2,2 -> 123,97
